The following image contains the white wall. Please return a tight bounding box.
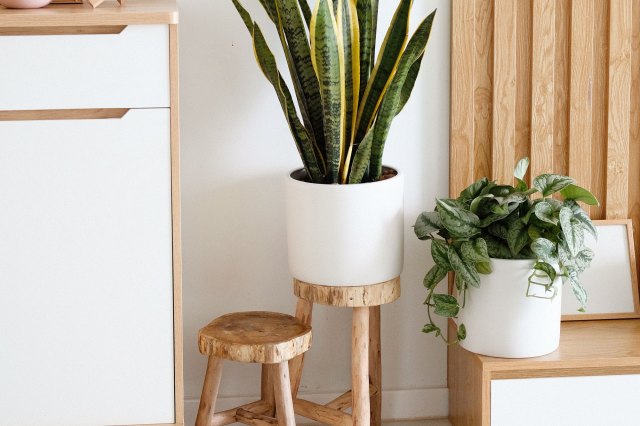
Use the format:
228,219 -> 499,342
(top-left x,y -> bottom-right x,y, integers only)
179,0 -> 450,423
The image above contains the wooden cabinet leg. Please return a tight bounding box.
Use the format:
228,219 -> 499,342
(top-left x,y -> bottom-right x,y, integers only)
196,356 -> 223,426
352,307 -> 370,426
289,298 -> 313,397
273,361 -> 296,426
369,305 -> 382,426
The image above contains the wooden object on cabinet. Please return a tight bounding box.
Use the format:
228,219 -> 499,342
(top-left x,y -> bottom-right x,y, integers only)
0,2 -> 182,425
448,320 -> 640,425
87,0 -> 125,9
196,312 -> 312,426
288,278 -> 400,426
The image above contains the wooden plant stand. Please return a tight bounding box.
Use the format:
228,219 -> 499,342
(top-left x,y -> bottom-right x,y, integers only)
287,277 -> 401,426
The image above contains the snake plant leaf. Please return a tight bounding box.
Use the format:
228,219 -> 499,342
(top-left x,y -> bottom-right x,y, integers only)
348,125 -> 373,183
231,0 -> 254,32
356,0 -> 377,100
396,52 -> 423,114
251,22 -> 325,182
559,184 -> 600,206
369,10 -> 435,179
258,0 -> 278,23
298,0 -> 312,27
311,0 -> 346,183
276,0 -> 326,155
354,0 -> 413,144
337,0 -> 361,183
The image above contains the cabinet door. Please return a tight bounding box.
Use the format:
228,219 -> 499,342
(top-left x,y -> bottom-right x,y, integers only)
0,109 -> 175,425
491,374 -> 640,426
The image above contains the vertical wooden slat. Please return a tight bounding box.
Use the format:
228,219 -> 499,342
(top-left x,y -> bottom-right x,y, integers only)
450,0 -> 476,196
553,0 -> 571,177
515,0 -> 532,172
606,0 -> 633,219
629,0 -> 640,279
590,0 -> 610,220
474,0 -> 494,181
568,0 -> 595,209
530,0 -> 556,178
492,0 -> 517,184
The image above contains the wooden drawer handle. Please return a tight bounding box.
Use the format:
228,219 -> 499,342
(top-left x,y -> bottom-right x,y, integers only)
0,26 -> 127,36
0,109 -> 130,121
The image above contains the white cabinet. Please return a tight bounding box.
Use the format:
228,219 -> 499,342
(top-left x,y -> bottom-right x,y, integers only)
491,375 -> 640,426
0,2 -> 182,425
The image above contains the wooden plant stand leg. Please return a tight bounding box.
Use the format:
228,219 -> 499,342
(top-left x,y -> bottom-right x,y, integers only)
289,298 -> 313,397
352,307 -> 371,426
273,361 -> 296,426
196,356 -> 223,426
369,305 -> 382,426
261,364 -> 276,417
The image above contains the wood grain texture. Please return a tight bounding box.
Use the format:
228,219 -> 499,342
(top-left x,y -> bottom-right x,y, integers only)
630,0 -> 640,281
450,0 -> 476,196
515,0 -> 532,169
0,0 -> 177,27
235,409 -> 277,426
352,307 -> 370,426
568,0 -> 595,206
474,0 -> 493,180
0,108 -> 129,121
196,357 -> 223,426
530,0 -> 555,178
589,0 -> 609,220
293,399 -> 353,426
272,362 -> 296,426
198,312 -> 312,364
210,401 -> 273,426
288,298 -> 313,397
169,23 -> 184,426
293,277 -> 400,307
0,25 -> 126,35
606,0 -> 633,219
369,305 -> 382,426
553,0 -> 571,177
492,0 -> 517,184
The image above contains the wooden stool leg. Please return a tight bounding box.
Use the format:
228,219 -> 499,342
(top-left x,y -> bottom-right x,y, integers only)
352,307 -> 370,426
369,305 -> 382,426
273,361 -> 296,426
196,356 -> 223,426
288,298 -> 313,397
261,364 -> 276,416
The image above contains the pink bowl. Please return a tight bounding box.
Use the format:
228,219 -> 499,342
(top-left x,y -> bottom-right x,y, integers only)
0,0 -> 52,8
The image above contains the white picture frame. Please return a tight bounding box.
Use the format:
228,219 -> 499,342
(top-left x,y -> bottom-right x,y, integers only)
562,219 -> 640,321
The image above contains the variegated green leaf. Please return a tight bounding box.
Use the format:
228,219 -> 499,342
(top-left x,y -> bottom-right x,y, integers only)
514,157 -> 529,180
560,207 -> 583,257
422,323 -> 441,335
456,324 -> 467,341
431,239 -> 451,269
433,294 -> 460,318
530,238 -> 559,264
448,246 -> 480,288
460,177 -> 490,201
369,10 -> 436,179
560,184 -> 600,206
396,52 -> 423,114
460,238 -> 490,264
436,198 -> 481,239
298,0 -> 312,26
414,211 -> 443,239
507,219 -> 529,255
532,261 -> 557,284
567,267 -> 587,310
354,0 -> 413,144
348,125 -> 373,183
533,174 -> 575,197
423,264 -> 448,290
311,0 -> 345,183
533,201 -> 557,225
484,235 -> 512,259
276,0 -> 326,159
575,248 -> 595,273
258,0 -> 278,23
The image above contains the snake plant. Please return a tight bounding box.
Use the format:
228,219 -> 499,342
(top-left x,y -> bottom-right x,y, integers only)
231,0 -> 436,184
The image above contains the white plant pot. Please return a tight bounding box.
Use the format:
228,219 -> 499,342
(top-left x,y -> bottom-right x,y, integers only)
285,167 -> 404,286
457,258 -> 562,358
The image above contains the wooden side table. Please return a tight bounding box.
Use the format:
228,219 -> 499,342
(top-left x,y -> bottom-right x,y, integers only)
286,277 -> 401,426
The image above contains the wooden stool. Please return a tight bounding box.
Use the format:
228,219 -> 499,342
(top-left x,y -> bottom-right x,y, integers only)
196,311 -> 312,426
288,277 -> 401,426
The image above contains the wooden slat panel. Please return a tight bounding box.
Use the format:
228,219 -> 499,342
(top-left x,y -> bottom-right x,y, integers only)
515,0 -> 532,175
450,0 -> 476,197
630,0 -> 640,279
530,0 -> 556,178
568,0 -> 595,209
606,0 -> 633,219
553,0 -> 571,177
474,0 -> 494,181
492,0 -> 517,184
590,0 -> 610,220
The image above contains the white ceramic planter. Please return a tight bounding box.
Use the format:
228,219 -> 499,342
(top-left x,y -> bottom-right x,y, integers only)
458,258 -> 562,358
285,167 -> 404,286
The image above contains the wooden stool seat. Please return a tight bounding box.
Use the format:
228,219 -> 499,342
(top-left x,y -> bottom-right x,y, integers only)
289,277 -> 401,425
198,311 -> 312,364
196,311 -> 312,426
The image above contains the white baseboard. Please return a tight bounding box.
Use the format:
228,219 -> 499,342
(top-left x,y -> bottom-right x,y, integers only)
184,387 -> 448,425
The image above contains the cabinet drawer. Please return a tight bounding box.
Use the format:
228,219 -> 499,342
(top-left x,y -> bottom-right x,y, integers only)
0,109 -> 175,425
491,375 -> 640,425
0,25 -> 169,110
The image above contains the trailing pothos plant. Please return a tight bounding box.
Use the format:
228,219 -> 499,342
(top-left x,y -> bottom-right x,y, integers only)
231,0 -> 436,184
414,158 -> 599,344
